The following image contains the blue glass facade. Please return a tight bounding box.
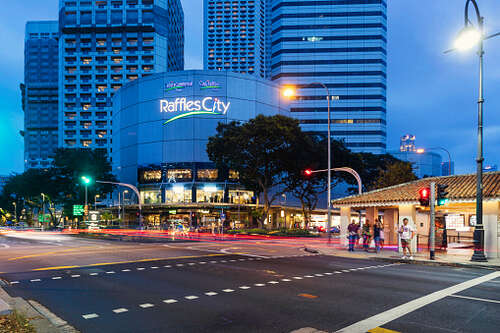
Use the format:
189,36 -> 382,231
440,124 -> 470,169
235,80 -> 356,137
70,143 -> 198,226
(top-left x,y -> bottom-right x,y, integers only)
22,21 -> 59,169
58,0 -> 184,154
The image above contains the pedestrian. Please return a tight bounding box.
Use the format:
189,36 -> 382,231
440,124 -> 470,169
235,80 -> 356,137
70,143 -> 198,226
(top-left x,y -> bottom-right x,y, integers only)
373,220 -> 382,253
379,223 -> 385,250
398,218 -> 415,259
347,219 -> 359,252
362,220 -> 371,252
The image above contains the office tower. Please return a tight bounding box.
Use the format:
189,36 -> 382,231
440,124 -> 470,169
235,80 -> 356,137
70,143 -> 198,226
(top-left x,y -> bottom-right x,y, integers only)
400,134 -> 416,152
271,0 -> 387,153
204,0 -> 268,78
59,0 -> 184,154
21,21 -> 59,169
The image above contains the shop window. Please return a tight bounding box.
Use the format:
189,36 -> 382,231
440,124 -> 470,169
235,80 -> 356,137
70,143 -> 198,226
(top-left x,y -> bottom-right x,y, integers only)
167,169 -> 192,181
228,190 -> 253,204
197,186 -> 224,203
229,170 -> 239,180
141,190 -> 161,204
197,169 -> 218,180
165,185 -> 191,203
140,170 -> 162,183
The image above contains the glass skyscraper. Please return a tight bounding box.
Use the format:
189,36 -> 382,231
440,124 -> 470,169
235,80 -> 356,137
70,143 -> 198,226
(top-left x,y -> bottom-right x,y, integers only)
58,0 -> 184,154
204,0 -> 387,153
22,21 -> 60,169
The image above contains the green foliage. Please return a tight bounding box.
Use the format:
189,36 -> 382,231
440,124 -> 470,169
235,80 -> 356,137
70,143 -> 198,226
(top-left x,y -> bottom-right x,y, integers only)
369,161 -> 418,190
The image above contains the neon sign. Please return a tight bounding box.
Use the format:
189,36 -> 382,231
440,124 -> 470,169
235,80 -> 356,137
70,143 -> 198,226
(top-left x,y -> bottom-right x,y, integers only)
161,97 -> 230,125
165,81 -> 193,92
199,80 -> 221,90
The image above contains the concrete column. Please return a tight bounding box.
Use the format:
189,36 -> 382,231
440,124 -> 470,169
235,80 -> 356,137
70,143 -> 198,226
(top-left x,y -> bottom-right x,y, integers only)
398,204 -> 417,254
365,207 -> 378,226
339,206 -> 351,247
383,209 -> 398,248
483,201 -> 499,259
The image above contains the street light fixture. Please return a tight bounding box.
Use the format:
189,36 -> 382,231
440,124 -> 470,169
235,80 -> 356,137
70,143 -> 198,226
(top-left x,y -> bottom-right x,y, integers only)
449,0 -> 500,262
80,175 -> 92,225
282,83 -> 339,243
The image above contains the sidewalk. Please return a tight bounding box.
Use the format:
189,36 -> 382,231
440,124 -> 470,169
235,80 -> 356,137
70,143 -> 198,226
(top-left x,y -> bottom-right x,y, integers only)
313,245 -> 500,270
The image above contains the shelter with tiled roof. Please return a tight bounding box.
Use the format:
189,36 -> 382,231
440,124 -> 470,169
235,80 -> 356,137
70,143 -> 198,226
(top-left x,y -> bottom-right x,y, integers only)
333,172 -> 500,259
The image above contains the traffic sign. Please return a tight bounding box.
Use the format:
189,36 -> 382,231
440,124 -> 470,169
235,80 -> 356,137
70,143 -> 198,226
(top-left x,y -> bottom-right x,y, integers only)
73,205 -> 84,216
38,214 -> 50,223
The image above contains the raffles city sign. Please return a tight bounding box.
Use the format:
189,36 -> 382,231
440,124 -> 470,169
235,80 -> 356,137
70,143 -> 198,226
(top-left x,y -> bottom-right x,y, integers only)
160,97 -> 231,125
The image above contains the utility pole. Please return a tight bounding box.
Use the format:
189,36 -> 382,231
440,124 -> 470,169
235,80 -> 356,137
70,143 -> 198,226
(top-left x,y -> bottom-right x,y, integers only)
430,182 -> 436,260
41,193 -> 46,230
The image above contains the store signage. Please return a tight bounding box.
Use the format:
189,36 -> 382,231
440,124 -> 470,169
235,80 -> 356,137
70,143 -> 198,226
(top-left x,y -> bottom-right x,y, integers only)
73,205 -> 84,216
199,80 -> 221,90
165,81 -> 193,92
161,97 -> 230,124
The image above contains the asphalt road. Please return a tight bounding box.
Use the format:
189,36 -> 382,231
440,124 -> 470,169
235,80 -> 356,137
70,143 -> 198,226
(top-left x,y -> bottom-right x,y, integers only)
1,233 -> 500,333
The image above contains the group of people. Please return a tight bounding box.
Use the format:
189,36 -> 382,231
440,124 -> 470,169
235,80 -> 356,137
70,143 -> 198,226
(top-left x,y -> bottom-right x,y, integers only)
347,217 -> 415,259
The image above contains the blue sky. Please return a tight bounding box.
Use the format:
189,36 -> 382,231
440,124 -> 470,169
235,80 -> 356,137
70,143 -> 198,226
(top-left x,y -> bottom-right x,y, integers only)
0,0 -> 499,175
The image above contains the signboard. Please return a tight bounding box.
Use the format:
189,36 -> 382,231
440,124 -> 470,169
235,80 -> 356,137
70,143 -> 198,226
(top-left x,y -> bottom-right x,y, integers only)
445,214 -> 465,229
168,210 -> 177,214
38,214 -> 50,223
161,97 -> 230,125
88,211 -> 100,222
165,81 -> 193,92
73,205 -> 84,216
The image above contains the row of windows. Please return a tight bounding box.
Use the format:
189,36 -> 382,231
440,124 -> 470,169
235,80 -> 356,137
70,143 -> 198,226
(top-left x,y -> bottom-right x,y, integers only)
271,23 -> 387,35
291,107 -> 386,113
272,46 -> 386,58
271,34 -> 386,47
272,70 -> 386,80
294,95 -> 386,101
300,118 -> 385,125
272,0 -> 386,11
272,11 -> 386,24
271,58 -> 386,70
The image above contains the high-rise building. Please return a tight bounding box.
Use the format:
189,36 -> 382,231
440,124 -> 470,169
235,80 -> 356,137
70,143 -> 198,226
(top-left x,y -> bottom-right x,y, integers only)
22,21 -> 59,169
58,0 -> 184,155
270,0 -> 387,153
204,0 -> 268,78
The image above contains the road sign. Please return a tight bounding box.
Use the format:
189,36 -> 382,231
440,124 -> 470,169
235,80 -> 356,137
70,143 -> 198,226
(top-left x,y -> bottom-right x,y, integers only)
73,205 -> 84,216
88,211 -> 100,222
38,214 -> 50,223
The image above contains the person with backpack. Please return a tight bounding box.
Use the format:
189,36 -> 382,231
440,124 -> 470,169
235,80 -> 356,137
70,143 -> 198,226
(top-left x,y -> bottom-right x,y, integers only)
347,219 -> 359,252
399,218 -> 415,259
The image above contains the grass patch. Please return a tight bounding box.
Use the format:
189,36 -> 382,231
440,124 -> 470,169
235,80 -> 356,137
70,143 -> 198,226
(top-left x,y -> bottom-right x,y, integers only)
0,311 -> 36,333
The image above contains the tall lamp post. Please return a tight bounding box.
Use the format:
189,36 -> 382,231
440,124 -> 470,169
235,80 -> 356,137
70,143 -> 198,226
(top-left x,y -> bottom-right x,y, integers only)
416,147 -> 452,175
283,84 -> 339,243
450,0 -> 500,262
81,176 -> 92,225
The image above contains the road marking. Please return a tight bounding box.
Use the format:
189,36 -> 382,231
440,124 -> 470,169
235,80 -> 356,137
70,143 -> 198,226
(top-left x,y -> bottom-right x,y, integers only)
335,271 -> 500,333
254,283 -> 265,287
268,281 -> 279,284
222,289 -> 235,293
239,286 -> 251,289
89,273 -> 98,276
71,275 -> 80,278
52,277 -> 62,280
187,263 -> 195,266
33,265 -> 79,271
281,278 -> 292,282
185,295 -> 199,300
176,264 -> 184,267
304,275 -> 314,278
199,261 -> 206,264
82,313 -> 99,319
342,270 -> 350,272
367,327 -> 401,333
122,269 -> 131,272
205,292 -> 218,296
210,261 -> 217,263
30,279 -> 41,282
10,281 -> 19,284
293,277 -> 303,280
298,293 -> 318,299
315,274 -> 324,277
139,303 -> 154,308
137,268 -> 145,270
163,299 -> 178,304
324,273 -> 333,275
113,308 -> 128,314
151,266 -> 159,269
335,271 -> 342,274
106,271 -> 115,274
449,294 -> 500,304
164,265 -> 172,268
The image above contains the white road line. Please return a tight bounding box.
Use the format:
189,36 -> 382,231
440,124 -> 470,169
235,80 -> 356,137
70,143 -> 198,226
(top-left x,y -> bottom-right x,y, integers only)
185,295 -> 199,300
137,268 -> 145,270
113,308 -> 128,314
10,281 -> 19,284
187,263 -> 196,266
342,270 -> 350,272
222,289 -> 235,293
335,271 -> 500,333
268,281 -> 279,284
281,278 -> 292,282
334,271 -> 342,274
229,260 -> 237,262
210,261 -> 217,263
82,313 -> 99,319
163,299 -> 178,304
304,275 -> 314,278
324,273 -> 333,275
254,283 -> 265,287
139,303 -> 154,308
449,294 -> 500,304
238,259 -> 245,261
239,286 -> 251,289
176,264 -> 184,267
106,271 -> 115,274
220,260 -> 227,263
293,277 -> 303,280
205,292 -> 218,296
199,261 -> 206,264
315,274 -> 324,277
30,279 -> 41,282
122,269 -> 131,272
90,273 -> 98,276
71,275 -> 80,278
151,266 -> 159,269
52,277 -> 62,280
164,265 -> 172,268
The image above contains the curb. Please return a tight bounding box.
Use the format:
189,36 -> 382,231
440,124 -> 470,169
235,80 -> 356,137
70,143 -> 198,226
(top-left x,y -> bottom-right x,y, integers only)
313,249 -> 500,271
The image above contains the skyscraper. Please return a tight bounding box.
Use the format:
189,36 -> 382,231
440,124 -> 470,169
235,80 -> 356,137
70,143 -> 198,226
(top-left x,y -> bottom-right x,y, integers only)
203,0 -> 387,154
204,0 -> 268,78
22,21 -> 59,169
58,0 -> 184,154
270,0 -> 387,153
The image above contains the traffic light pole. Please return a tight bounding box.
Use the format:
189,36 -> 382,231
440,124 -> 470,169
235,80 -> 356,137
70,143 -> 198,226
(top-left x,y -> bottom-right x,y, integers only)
430,182 -> 436,260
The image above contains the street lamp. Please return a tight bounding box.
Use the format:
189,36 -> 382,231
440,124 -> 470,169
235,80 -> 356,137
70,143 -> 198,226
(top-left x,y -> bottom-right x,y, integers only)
282,84 -> 339,243
416,147 -> 452,175
449,0 -> 500,262
80,175 -> 92,224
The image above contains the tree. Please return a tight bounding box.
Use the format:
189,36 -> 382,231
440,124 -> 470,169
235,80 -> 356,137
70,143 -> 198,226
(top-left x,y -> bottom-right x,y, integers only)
370,161 -> 418,190
207,115 -> 305,227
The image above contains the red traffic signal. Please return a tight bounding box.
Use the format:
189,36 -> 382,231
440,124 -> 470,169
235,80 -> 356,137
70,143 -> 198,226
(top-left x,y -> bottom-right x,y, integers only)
418,187 -> 430,206
304,169 -> 313,176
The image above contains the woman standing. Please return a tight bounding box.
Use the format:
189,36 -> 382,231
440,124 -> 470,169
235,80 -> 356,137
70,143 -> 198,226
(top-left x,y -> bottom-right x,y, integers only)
362,220 -> 372,252
373,220 -> 382,253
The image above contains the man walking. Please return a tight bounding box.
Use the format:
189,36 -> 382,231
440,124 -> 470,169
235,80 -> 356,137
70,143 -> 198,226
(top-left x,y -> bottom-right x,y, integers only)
399,218 -> 415,259
347,219 -> 359,252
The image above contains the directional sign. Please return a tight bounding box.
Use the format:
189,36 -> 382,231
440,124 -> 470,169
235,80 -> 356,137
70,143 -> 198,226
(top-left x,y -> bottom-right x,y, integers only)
73,205 -> 84,216
38,214 -> 50,223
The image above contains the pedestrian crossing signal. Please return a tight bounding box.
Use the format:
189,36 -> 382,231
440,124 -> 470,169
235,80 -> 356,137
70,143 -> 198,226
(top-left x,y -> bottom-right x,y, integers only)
418,187 -> 430,206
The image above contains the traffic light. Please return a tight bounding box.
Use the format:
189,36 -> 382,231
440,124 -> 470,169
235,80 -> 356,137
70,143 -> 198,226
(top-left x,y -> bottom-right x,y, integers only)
418,187 -> 430,206
304,169 -> 313,176
437,184 -> 449,206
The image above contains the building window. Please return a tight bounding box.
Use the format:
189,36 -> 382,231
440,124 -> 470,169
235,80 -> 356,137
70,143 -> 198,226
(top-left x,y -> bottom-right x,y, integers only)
196,186 -> 224,203
141,190 -> 161,204
229,170 -> 239,180
167,169 -> 192,181
140,170 -> 162,183
197,169 -> 218,180
165,185 -> 191,203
